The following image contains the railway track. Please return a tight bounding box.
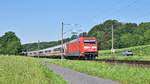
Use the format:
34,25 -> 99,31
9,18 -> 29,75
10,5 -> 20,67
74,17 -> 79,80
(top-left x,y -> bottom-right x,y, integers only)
32,55 -> 150,66
89,59 -> 150,66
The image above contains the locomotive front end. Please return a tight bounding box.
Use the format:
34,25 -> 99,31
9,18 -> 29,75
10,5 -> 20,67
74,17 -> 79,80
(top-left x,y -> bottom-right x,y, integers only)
80,37 -> 98,59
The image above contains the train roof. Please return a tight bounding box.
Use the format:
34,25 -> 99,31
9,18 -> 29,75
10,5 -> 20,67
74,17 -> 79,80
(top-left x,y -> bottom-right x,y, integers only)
27,37 -> 96,53
27,43 -> 66,53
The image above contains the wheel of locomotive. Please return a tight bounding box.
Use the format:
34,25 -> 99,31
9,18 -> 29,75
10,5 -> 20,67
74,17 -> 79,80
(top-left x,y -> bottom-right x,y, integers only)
88,56 -> 92,60
84,56 -> 89,60
79,56 -> 85,60
87,55 -> 95,60
91,56 -> 96,60
88,55 -> 94,60
84,56 -> 92,60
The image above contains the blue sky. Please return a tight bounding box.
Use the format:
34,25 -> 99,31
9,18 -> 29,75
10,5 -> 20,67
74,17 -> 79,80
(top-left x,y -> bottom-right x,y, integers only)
0,0 -> 150,44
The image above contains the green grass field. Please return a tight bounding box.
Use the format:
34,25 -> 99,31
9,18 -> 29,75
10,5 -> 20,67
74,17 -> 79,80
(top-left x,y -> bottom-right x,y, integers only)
97,45 -> 150,61
0,56 -> 66,84
50,59 -> 150,84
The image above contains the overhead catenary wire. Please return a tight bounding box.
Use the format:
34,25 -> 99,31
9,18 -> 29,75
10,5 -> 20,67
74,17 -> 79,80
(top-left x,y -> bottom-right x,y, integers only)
63,24 -> 83,38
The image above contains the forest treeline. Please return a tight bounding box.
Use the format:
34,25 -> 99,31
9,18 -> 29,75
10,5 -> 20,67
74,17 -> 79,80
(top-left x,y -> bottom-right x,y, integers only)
88,20 -> 150,50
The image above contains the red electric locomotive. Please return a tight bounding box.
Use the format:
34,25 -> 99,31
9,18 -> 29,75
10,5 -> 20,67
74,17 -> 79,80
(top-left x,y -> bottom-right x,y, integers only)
65,37 -> 98,59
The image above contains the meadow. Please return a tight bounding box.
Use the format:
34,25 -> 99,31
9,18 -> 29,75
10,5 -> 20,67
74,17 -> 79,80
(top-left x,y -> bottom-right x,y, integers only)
97,45 -> 150,61
0,56 -> 66,84
50,60 -> 150,84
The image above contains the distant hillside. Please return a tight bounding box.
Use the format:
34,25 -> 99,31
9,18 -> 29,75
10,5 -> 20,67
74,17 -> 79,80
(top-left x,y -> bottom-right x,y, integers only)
22,38 -> 69,51
22,41 -> 61,51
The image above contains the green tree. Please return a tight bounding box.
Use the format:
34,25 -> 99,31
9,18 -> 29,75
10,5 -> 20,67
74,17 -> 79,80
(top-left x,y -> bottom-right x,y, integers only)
0,31 -> 22,55
120,34 -> 144,48
144,30 -> 150,44
88,20 -> 122,50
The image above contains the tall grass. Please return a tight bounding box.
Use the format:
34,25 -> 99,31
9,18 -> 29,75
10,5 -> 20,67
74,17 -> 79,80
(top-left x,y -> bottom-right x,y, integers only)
50,60 -> 150,84
0,56 -> 66,84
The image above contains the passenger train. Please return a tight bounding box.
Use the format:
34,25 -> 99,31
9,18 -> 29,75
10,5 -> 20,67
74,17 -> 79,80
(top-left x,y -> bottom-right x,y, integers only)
27,37 -> 98,59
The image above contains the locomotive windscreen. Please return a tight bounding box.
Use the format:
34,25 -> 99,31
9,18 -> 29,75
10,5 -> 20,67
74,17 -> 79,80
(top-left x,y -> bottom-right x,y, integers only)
84,40 -> 96,44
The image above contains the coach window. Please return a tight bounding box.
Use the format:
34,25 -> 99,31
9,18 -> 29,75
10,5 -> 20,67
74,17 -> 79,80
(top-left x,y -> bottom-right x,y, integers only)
84,40 -> 96,44
39,51 -> 43,54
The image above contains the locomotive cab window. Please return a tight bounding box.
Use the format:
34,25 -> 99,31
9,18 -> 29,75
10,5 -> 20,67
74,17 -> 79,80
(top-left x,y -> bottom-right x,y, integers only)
84,40 -> 96,44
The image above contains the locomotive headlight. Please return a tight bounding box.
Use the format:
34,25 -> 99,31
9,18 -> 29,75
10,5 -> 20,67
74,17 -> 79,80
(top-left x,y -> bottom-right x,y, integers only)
92,46 -> 97,49
84,46 -> 90,49
84,46 -> 97,49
